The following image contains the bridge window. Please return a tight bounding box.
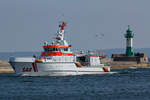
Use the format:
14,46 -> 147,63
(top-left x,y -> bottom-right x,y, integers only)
44,47 -> 61,52
44,47 -> 68,52
44,47 -> 53,52
64,48 -> 68,51
52,48 -> 55,51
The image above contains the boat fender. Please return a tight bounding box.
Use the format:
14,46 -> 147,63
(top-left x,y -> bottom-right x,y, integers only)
103,66 -> 109,72
35,58 -> 44,63
75,62 -> 82,67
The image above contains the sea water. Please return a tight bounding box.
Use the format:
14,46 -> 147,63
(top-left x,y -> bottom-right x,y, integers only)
0,68 -> 150,100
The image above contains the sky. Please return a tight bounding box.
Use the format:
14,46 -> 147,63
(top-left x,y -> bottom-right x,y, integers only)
0,0 -> 150,52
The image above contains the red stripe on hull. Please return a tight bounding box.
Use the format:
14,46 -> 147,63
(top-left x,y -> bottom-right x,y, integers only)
32,63 -> 38,72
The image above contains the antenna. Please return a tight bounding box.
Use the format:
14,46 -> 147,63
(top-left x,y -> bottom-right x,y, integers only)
57,13 -> 66,23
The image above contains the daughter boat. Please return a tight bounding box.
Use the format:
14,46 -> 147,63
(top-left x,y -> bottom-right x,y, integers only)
9,22 -> 110,76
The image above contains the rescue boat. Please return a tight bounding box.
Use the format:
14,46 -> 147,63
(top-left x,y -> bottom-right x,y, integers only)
9,22 -> 111,76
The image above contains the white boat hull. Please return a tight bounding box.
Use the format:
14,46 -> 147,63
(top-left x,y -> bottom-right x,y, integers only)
9,61 -> 110,76
9,57 -> 110,76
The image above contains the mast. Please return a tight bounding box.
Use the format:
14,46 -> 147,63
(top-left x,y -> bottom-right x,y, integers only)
55,22 -> 67,44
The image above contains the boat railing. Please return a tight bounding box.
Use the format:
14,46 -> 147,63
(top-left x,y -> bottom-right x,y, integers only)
74,50 -> 106,58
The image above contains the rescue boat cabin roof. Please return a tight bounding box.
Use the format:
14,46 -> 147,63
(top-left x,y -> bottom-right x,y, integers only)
43,45 -> 72,48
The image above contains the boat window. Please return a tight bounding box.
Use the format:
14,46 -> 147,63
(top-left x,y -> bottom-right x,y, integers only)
55,48 -> 58,51
44,47 -> 54,52
48,48 -> 53,52
44,48 -> 48,52
59,47 -> 64,51
44,47 -> 62,52
53,48 -> 56,51
52,48 -> 59,52
57,48 -> 61,51
64,48 -> 68,51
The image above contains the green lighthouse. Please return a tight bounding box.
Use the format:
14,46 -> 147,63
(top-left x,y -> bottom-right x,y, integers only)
125,25 -> 134,56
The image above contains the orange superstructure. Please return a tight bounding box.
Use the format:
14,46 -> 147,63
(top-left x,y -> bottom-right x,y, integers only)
40,21 -> 74,57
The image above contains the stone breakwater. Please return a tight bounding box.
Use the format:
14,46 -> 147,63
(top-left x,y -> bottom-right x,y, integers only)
0,60 -> 14,73
101,58 -> 150,69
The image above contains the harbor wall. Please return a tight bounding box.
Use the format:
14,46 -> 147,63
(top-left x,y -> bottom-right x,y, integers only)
101,57 -> 150,69
112,53 -> 149,63
0,60 -> 14,73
